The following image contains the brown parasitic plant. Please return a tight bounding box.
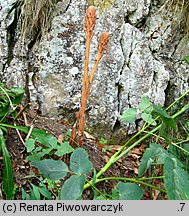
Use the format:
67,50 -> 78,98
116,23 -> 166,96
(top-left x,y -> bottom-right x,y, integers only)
69,6 -> 110,147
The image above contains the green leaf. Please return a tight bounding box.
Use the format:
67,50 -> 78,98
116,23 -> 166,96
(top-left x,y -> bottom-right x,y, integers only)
30,189 -> 38,200
41,148 -> 52,155
92,169 -> 97,186
111,188 -> 120,200
26,148 -> 51,161
159,121 -> 176,144
0,129 -> 14,199
55,141 -> 74,157
164,117 -> 177,131
31,128 -> 58,148
48,136 -> 58,149
153,105 -> 177,143
141,113 -> 156,126
174,168 -> 189,199
32,159 -> 68,180
70,148 -> 93,175
94,195 -> 107,200
60,175 -> 86,200
26,153 -> 43,161
153,105 -> 177,130
33,146 -> 42,152
184,56 -> 189,64
121,108 -> 137,123
164,157 -> 189,200
25,138 -> 35,152
153,104 -> 170,118
21,188 -> 30,200
117,182 -> 144,200
138,143 -> 169,176
31,183 -> 41,200
159,122 -> 172,143
0,123 -> 58,148
138,96 -> 152,113
38,186 -> 52,200
10,87 -> 24,95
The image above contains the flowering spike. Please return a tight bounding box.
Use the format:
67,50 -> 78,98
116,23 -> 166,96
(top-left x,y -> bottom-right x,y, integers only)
98,32 -> 110,57
84,6 -> 96,39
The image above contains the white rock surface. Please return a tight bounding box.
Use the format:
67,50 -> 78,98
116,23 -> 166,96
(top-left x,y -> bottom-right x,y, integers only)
0,0 -> 188,141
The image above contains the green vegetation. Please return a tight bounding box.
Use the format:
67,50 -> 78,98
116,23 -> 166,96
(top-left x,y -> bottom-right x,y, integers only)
0,84 -> 24,199
1,4 -> 189,200
88,0 -> 116,13
1,77 -> 189,199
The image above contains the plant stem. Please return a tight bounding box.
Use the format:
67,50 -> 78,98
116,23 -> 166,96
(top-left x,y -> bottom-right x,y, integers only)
84,99 -> 189,190
87,52 -> 101,97
0,86 -> 15,111
84,176 -> 166,193
171,142 -> 189,155
165,89 -> 189,111
78,38 -> 91,146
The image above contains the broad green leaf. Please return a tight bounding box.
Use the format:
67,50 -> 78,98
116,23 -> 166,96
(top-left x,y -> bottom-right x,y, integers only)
138,96 -> 152,113
11,87 -> 24,105
33,146 -> 42,152
159,120 -> 176,144
153,105 -> 176,143
10,87 -> 24,95
138,143 -> 168,176
21,188 -> 30,200
164,157 -> 177,200
32,159 -> 68,180
174,167 -> 189,199
163,117 -> 177,131
184,56 -> 189,64
30,189 -> 38,200
70,148 -> 93,175
159,123 -> 170,143
31,183 -> 41,200
38,186 -> 52,200
0,129 -> 14,199
153,104 -> 170,118
48,136 -> 58,149
167,146 -> 185,168
141,113 -> 156,126
60,175 -> 86,200
42,148 -> 52,154
164,157 -> 189,200
32,129 -> 58,147
121,108 -> 137,123
153,105 -> 177,130
25,138 -> 35,152
26,148 -> 51,161
55,141 -> 74,157
117,182 -> 144,200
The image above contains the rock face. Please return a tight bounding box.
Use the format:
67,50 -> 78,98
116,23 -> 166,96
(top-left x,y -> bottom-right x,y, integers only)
0,0 -> 189,142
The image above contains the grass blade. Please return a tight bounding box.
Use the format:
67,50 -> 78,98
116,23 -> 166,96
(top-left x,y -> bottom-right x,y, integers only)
0,129 -> 14,199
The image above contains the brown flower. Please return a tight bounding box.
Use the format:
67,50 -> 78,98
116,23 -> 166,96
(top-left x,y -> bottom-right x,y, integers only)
98,32 -> 110,57
84,6 -> 96,39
